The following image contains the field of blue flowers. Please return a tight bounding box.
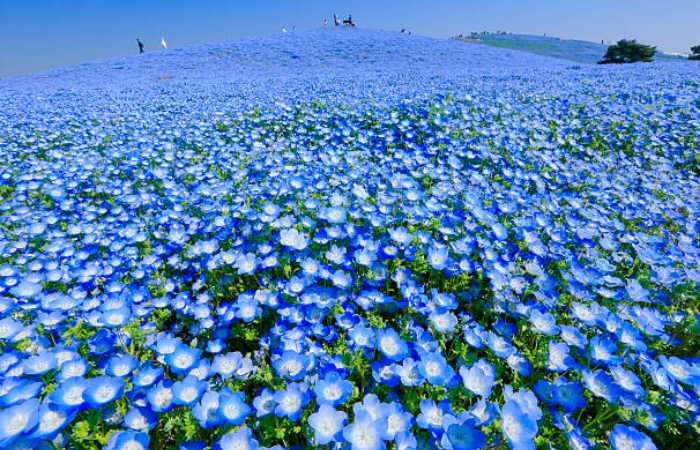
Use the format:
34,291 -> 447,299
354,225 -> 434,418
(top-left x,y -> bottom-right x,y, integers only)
0,29 -> 699,450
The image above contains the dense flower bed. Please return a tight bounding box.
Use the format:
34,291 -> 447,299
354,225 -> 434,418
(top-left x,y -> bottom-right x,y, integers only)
0,30 -> 698,450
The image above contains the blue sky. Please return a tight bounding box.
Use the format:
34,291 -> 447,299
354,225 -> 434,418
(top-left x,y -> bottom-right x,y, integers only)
1,0 -> 698,77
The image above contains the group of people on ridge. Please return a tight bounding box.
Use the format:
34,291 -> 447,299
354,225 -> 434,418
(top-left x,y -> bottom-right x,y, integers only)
135,37 -> 167,54
332,13 -> 357,27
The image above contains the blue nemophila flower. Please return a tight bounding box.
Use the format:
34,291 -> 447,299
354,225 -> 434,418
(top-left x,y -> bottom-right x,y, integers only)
428,245 -> 449,270
280,228 -> 309,250
235,253 -> 258,275
123,407 -> 158,431
343,409 -> 385,450
626,279 -> 649,303
552,378 -> 585,412
659,355 -> 700,386
192,391 -> 223,428
215,426 -> 259,450
218,389 -> 251,425
104,430 -> 149,450
172,376 -> 208,406
321,206 -> 347,224
589,336 -> 622,366
416,399 -> 451,430
314,371 -> 353,405
83,376 -> 125,407
460,359 -> 496,397
147,381 -> 175,413
382,402 -> 413,440
442,418 -> 486,450
582,370 -> 620,403
610,365 -> 645,398
418,352 -> 455,386
0,398 -> 39,446
252,388 -> 276,417
10,279 -> 42,298
181,441 -> 206,450
25,402 -> 72,440
106,353 -> 138,377
165,344 -> 201,374
501,398 -> 538,450
22,352 -> 56,375
133,364 -> 163,387
0,318 -> 24,340
609,424 -> 657,450
234,296 -> 261,322
377,329 -> 409,361
349,324 -> 376,349
559,325 -> 588,349
534,378 -> 585,412
273,351 -> 309,380
57,358 -> 88,381
274,383 -> 310,421
547,341 -> 576,372
212,352 -> 243,379
308,403 -> 347,445
429,310 -> 458,333
529,309 -> 559,336
0,378 -> 42,406
49,377 -> 88,409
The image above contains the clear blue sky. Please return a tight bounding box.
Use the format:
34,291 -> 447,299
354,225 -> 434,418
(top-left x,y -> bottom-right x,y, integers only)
1,0 -> 698,78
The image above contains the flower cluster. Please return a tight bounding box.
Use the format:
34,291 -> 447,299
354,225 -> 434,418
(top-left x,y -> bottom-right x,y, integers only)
0,29 -> 698,450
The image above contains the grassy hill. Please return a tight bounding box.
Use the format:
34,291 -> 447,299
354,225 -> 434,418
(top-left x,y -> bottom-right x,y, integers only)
466,33 -> 685,64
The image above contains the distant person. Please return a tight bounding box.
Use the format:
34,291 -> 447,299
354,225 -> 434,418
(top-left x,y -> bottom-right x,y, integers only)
136,38 -> 144,54
343,14 -> 356,27
161,37 -> 167,49
323,18 -> 328,28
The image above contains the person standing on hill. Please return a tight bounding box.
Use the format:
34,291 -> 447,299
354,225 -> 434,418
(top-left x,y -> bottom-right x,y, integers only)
137,38 -> 144,54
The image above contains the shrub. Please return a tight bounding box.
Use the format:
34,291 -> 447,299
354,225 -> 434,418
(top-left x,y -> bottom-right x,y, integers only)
599,39 -> 656,64
689,45 -> 700,61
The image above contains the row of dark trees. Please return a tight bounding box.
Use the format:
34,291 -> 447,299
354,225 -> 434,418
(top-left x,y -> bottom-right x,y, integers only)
600,39 -> 700,64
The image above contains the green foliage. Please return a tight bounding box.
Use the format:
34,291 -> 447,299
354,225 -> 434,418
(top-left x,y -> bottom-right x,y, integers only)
599,39 -> 656,64
689,45 -> 700,61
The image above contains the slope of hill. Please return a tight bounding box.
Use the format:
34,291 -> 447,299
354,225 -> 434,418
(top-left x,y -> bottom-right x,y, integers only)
475,33 -> 685,64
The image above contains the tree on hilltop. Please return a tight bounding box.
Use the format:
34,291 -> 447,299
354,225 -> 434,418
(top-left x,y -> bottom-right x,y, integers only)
689,45 -> 700,61
599,39 -> 656,64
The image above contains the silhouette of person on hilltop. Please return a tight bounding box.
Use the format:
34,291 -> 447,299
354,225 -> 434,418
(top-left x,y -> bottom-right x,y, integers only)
137,38 -> 144,54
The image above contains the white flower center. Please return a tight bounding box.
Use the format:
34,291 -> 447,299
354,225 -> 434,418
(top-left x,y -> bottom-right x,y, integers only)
181,387 -> 198,402
154,389 -> 172,407
95,385 -> 115,402
40,410 -> 64,432
8,413 -> 29,434
323,385 -> 341,400
380,337 -> 398,355
425,362 -> 441,377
